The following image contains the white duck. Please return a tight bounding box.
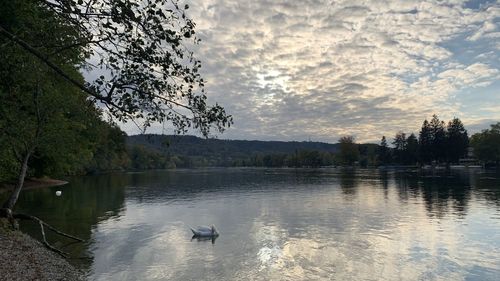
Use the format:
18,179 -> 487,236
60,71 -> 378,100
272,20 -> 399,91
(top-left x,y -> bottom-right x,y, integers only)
190,225 -> 219,237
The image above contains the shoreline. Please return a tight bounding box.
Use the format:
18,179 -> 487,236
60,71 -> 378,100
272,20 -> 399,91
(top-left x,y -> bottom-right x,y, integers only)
0,178 -> 68,194
0,219 -> 84,281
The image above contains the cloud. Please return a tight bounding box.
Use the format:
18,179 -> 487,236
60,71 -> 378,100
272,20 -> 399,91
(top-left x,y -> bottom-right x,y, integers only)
438,63 -> 499,87
467,21 -> 497,41
121,0 -> 500,143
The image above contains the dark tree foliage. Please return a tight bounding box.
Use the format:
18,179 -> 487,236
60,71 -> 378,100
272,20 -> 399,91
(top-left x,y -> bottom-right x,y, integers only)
83,122 -> 130,173
0,0 -> 232,135
386,132 -> 418,165
429,115 -> 446,162
392,132 -> 407,164
405,133 -> 418,165
127,134 -> 339,159
446,118 -> 468,163
418,119 -> 433,164
390,116 -> 472,166
338,136 -> 359,165
125,135 -> 338,169
358,144 -> 377,167
0,0 -> 91,208
470,123 -> 500,165
378,136 -> 391,165
0,0 -> 233,218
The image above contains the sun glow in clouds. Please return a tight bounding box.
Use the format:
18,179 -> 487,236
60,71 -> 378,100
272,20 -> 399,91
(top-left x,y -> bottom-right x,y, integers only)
128,0 -> 500,142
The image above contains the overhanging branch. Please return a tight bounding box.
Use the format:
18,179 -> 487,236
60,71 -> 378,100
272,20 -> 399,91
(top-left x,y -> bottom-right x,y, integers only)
0,24 -> 132,115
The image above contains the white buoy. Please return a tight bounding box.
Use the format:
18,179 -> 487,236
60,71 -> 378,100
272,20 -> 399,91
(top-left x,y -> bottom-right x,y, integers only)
55,190 -> 62,196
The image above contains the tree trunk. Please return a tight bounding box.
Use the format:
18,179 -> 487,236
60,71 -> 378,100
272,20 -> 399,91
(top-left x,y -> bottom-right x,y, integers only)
2,151 -> 31,210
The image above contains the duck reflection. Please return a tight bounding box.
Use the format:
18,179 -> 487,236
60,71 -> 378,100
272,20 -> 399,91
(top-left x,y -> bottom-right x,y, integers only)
191,235 -> 218,244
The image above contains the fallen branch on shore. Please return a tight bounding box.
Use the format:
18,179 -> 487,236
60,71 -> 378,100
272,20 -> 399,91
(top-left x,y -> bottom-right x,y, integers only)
0,208 -> 84,258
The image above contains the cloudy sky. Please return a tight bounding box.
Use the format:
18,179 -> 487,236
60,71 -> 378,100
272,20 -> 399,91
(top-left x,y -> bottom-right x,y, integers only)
125,0 -> 500,143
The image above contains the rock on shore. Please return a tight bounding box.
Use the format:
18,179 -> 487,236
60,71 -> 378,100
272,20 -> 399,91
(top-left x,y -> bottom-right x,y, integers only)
0,220 -> 84,281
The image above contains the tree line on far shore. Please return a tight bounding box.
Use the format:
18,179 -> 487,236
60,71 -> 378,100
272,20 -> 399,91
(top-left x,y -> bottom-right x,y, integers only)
2,113 -> 499,184
215,116 -> 498,168
203,115 -> 499,168
338,115 -> 499,167
124,135 -> 379,169
377,115 -> 469,166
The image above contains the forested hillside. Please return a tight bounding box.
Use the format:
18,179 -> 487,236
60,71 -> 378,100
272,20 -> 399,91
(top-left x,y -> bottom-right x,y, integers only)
128,135 -> 339,155
126,135 -> 340,168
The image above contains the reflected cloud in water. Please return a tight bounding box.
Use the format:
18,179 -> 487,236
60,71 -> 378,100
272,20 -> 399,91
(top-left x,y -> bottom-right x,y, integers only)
9,168 -> 500,280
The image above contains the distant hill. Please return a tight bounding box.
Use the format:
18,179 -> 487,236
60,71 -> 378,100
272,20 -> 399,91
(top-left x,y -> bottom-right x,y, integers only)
127,134 -> 339,157
125,135 -> 379,168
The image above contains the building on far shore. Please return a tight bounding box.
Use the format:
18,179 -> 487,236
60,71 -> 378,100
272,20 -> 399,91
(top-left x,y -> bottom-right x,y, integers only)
456,147 -> 481,168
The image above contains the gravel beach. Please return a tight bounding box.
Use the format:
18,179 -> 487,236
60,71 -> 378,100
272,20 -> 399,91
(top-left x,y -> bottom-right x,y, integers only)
0,220 -> 84,281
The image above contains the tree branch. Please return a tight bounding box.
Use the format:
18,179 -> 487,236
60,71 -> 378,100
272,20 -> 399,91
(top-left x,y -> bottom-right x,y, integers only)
13,213 -> 85,242
48,38 -> 108,57
0,24 -> 132,115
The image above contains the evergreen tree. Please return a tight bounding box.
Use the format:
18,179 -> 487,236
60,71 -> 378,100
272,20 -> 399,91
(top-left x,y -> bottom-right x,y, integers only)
419,120 -> 433,164
392,132 -> 407,164
405,133 -> 419,165
378,136 -> 391,165
446,118 -> 468,163
429,115 -> 446,162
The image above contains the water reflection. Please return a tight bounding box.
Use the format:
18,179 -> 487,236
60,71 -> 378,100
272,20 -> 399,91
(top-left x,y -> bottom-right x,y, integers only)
339,168 -> 358,197
7,174 -> 128,266
191,235 -> 218,244
392,169 -> 500,219
7,168 -> 500,280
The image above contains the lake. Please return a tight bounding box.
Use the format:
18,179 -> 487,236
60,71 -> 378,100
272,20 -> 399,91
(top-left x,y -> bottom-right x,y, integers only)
7,168 -> 500,280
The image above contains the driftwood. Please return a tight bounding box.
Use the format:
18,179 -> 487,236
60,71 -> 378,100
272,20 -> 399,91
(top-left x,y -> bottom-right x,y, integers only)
1,208 -> 84,258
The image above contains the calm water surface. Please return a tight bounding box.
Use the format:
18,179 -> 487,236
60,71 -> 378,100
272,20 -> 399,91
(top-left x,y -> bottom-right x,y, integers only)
8,168 -> 500,280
